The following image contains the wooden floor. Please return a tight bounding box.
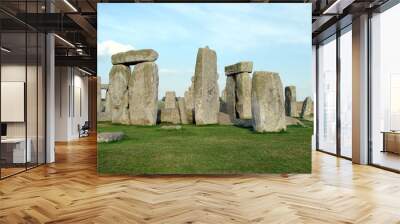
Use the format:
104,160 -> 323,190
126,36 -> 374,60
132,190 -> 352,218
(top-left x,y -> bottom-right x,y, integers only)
1,135 -> 400,223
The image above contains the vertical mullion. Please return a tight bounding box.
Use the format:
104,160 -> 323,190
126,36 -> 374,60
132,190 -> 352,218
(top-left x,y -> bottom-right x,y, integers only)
44,0 -> 48,164
336,29 -> 341,157
25,0 -> 28,171
36,0 -> 39,167
367,11 -> 373,165
0,21 -> 2,179
316,45 -> 320,150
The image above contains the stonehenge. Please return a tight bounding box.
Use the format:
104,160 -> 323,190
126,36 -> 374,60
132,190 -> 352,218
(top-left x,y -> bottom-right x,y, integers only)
160,91 -> 181,124
177,97 -> 189,124
193,46 -> 220,125
112,49 -> 158,65
100,46 -> 313,132
285,86 -> 297,117
107,49 -> 159,125
224,61 -> 253,120
251,71 -> 286,132
300,96 -> 314,120
98,82 -> 112,121
129,62 -> 159,125
109,64 -> 131,125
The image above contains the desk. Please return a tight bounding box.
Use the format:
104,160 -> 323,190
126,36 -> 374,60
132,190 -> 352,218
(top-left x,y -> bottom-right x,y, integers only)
1,138 -> 31,163
382,131 -> 400,154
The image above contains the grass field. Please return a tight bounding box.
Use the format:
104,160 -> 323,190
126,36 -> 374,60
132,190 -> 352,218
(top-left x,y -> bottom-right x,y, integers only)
97,121 -> 312,174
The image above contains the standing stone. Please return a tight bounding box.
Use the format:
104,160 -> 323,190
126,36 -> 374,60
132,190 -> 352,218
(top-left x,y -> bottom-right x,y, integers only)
184,88 -> 194,124
112,49 -> 158,65
177,97 -> 189,124
160,91 -> 181,124
129,62 -> 159,125
164,91 -> 177,109
109,65 -> 130,125
193,46 -> 220,125
295,101 -> 303,117
235,72 -> 252,119
225,76 -> 236,120
220,88 -> 227,113
251,71 -> 286,132
103,86 -> 112,121
300,96 -> 314,119
98,84 -> 112,121
285,86 -> 297,117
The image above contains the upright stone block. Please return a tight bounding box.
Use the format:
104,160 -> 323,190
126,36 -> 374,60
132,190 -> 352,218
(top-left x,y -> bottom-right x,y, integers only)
235,72 -> 252,119
109,64 -> 130,125
193,47 -> 220,125
251,71 -> 286,132
129,62 -> 159,125
112,49 -> 158,65
225,76 -> 236,120
285,86 -> 297,117
177,97 -> 189,124
160,91 -> 181,124
164,91 -> 177,109
224,61 -> 253,76
300,96 -> 314,119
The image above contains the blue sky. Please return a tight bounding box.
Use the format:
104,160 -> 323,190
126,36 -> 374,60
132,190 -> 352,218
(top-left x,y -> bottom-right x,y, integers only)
98,3 -> 312,100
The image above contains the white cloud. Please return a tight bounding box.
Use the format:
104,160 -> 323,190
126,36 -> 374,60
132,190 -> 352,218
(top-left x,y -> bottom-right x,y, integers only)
98,40 -> 134,56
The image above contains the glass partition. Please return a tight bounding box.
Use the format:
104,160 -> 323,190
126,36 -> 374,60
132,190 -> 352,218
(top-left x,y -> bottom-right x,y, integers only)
339,27 -> 352,158
1,31 -> 28,177
317,35 -> 337,154
0,1 -> 46,179
371,3 -> 400,171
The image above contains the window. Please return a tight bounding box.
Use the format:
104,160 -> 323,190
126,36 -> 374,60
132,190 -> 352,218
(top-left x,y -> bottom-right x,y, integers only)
370,3 -> 400,171
339,27 -> 352,158
317,36 -> 337,154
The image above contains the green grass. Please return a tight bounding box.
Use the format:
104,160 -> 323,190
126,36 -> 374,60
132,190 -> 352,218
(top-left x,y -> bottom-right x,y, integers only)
97,121 -> 312,174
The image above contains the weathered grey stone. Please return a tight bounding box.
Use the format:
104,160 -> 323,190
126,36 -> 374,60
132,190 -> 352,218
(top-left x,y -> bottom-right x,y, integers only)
164,91 -> 177,109
109,65 -> 130,125
300,96 -> 313,119
129,62 -> 159,125
99,92 -> 112,121
285,86 -> 297,117
235,72 -> 252,119
225,76 -> 236,120
193,47 -> 220,125
184,85 -> 195,124
221,88 -> 227,103
160,108 -> 181,124
160,91 -> 180,124
251,71 -> 286,132
218,112 -> 233,125
286,116 -> 305,127
98,82 -> 112,121
184,85 -> 194,110
233,119 -> 253,128
112,49 -> 158,65
293,102 -> 303,117
97,132 -> 124,143
177,97 -> 189,124
225,61 -> 253,76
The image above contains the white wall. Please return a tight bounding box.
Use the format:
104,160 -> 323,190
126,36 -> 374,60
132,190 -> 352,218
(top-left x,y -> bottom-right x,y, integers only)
55,67 -> 89,141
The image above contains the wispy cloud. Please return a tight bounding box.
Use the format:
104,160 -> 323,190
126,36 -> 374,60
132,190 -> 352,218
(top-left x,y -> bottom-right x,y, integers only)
98,40 -> 134,56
